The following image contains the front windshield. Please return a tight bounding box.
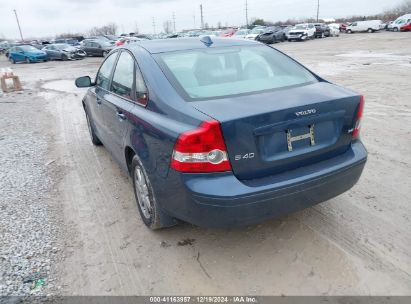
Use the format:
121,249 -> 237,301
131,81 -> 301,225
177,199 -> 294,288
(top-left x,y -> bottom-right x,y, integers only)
158,45 -> 317,100
20,45 -> 38,52
235,30 -> 247,35
251,28 -> 264,34
55,44 -> 71,50
100,41 -> 112,47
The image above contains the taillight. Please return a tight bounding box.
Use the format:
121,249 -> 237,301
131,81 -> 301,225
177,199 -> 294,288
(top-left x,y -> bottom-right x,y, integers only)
170,120 -> 232,173
352,95 -> 364,140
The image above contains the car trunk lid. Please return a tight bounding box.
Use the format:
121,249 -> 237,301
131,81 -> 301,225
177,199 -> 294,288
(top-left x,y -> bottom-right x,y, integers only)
191,82 -> 361,180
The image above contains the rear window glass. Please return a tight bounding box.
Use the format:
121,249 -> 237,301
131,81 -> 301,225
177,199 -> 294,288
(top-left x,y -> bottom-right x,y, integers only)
157,45 -> 317,100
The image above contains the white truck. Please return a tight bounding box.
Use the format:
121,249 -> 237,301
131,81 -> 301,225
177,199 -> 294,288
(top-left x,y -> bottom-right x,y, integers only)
388,14 -> 411,31
346,20 -> 384,33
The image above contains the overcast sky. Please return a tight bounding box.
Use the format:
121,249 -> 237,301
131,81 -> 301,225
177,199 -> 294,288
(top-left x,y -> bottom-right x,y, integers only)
0,0 -> 404,39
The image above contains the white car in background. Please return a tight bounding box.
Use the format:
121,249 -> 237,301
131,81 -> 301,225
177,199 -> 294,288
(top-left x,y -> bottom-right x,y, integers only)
245,27 -> 265,40
327,23 -> 341,36
232,29 -> 250,39
287,23 -> 316,41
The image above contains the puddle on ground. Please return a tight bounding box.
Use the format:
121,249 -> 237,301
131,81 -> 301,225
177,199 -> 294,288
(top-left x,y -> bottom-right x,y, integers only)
41,79 -> 85,94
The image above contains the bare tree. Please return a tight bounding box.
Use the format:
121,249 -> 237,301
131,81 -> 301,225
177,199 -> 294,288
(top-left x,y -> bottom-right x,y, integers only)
88,22 -> 118,36
56,32 -> 84,39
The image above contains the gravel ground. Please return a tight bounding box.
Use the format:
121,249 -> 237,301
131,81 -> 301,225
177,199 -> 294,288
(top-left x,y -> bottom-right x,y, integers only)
0,90 -> 63,296
0,32 -> 410,296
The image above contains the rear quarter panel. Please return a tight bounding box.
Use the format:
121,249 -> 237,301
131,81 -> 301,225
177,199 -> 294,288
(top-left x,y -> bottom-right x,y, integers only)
122,47 -> 212,193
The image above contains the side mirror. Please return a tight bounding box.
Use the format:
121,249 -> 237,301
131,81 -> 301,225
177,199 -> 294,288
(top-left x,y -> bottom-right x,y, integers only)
136,91 -> 148,106
75,76 -> 94,88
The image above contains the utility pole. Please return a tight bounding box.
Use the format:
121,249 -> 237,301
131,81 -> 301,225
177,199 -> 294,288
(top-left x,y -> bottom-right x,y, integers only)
172,12 -> 176,33
316,0 -> 320,22
200,4 -> 204,29
245,0 -> 249,29
13,9 -> 24,41
152,17 -> 156,34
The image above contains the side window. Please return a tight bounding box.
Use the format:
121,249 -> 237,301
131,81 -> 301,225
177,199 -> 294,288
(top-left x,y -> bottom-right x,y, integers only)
96,52 -> 117,90
111,51 -> 134,99
352,22 -> 357,26
135,66 -> 148,105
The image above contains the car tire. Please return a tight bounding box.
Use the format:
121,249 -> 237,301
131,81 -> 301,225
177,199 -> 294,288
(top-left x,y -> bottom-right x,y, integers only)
131,155 -> 172,230
347,29 -> 352,34
102,51 -> 109,57
321,33 -> 325,38
393,27 -> 399,32
61,54 -> 68,61
367,28 -> 373,33
25,57 -> 31,64
9,57 -> 15,64
85,109 -> 102,146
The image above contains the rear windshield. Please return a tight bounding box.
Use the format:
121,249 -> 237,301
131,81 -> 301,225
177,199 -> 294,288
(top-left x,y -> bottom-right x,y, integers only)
157,45 -> 317,100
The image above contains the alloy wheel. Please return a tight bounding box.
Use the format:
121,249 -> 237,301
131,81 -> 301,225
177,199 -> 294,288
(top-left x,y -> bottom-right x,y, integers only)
134,166 -> 152,220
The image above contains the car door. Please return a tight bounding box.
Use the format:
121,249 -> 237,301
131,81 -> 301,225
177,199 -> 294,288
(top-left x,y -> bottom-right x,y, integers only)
15,47 -> 26,62
100,50 -> 136,163
90,42 -> 100,56
308,24 -> 315,37
87,52 -> 119,144
82,41 -> 92,56
47,45 -> 58,59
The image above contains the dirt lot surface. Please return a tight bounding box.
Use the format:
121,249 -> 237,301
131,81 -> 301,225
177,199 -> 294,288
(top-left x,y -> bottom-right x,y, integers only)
0,32 -> 410,296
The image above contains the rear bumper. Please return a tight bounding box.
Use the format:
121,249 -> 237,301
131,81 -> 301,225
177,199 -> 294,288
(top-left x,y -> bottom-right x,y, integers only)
157,141 -> 367,228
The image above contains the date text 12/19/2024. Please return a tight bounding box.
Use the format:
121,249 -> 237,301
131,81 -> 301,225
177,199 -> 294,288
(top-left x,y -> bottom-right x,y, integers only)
149,297 -> 258,303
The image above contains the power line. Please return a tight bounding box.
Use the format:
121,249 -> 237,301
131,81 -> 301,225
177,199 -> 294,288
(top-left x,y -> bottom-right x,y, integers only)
200,4 -> 204,29
13,9 -> 24,41
152,17 -> 156,34
245,0 -> 249,28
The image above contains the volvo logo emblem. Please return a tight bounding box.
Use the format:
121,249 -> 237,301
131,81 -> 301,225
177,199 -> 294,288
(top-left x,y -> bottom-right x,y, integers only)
295,109 -> 317,116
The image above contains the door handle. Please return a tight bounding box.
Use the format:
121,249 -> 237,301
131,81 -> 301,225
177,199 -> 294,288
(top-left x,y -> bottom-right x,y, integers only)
116,112 -> 126,120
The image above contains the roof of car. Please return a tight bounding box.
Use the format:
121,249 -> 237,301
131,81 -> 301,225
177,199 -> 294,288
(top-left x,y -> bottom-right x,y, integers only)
126,37 -> 259,54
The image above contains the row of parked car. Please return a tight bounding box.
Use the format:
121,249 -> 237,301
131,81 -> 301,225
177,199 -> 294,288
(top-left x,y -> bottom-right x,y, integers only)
1,13 -> 410,64
0,36 -> 118,63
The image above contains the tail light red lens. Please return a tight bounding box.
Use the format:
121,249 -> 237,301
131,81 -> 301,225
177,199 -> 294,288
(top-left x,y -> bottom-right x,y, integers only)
352,95 -> 364,140
171,120 -> 232,173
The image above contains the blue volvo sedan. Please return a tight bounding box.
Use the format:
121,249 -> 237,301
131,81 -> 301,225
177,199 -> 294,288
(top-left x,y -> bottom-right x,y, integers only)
75,37 -> 367,229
